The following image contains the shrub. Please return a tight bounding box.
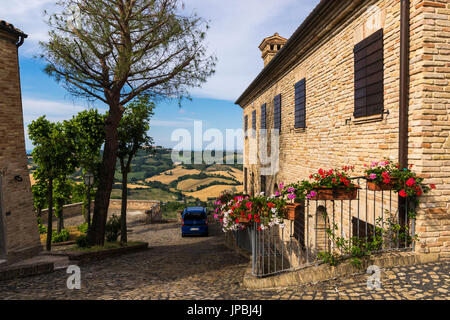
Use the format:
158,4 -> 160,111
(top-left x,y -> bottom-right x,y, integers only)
77,222 -> 89,234
37,217 -> 47,234
75,234 -> 90,248
52,229 -> 70,243
105,215 -> 121,242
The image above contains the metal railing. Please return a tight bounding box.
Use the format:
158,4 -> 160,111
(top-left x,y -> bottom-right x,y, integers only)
247,177 -> 416,278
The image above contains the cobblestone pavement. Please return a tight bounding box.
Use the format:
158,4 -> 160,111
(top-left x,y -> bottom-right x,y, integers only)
0,215 -> 448,300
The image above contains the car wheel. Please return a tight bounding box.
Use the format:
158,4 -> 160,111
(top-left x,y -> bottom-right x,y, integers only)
204,232 -> 209,237
181,233 -> 185,237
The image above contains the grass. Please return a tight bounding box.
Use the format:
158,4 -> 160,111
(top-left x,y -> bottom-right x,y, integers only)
67,241 -> 146,252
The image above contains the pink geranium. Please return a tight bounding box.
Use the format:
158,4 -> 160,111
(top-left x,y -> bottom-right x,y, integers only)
369,173 -> 377,180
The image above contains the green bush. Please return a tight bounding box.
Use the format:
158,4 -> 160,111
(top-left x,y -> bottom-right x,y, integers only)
75,234 -> 90,248
37,217 -> 48,234
52,229 -> 70,243
105,215 -> 121,242
77,222 -> 89,234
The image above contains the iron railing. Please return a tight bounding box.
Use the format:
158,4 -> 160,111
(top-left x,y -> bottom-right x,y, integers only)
245,177 -> 416,277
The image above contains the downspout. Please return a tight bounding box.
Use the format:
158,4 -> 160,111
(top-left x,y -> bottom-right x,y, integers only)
399,0 -> 410,169
398,0 -> 410,240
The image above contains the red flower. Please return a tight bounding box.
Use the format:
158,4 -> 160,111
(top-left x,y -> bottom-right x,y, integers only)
245,202 -> 252,210
267,202 -> 275,208
247,214 -> 252,220
406,178 -> 416,187
399,190 -> 408,198
416,187 -> 422,196
383,178 -> 391,184
235,219 -> 239,223
430,184 -> 436,190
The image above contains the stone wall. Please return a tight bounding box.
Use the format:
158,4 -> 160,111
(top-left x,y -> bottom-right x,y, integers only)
242,0 -> 450,258
0,27 -> 41,264
40,200 -> 161,223
39,202 -> 95,222
108,199 -> 162,222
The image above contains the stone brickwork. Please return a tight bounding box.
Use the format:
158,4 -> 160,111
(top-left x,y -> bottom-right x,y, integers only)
0,25 -> 41,264
239,1 -> 449,258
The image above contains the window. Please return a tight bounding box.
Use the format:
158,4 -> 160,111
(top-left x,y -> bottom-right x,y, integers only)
294,79 -> 306,129
353,29 -> 384,118
244,115 -> 248,137
273,94 -> 281,131
260,103 -> 266,130
260,175 -> 266,195
244,168 -> 248,193
252,109 -> 256,133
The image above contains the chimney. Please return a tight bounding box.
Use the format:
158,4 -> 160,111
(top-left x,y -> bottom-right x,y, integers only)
259,33 -> 287,67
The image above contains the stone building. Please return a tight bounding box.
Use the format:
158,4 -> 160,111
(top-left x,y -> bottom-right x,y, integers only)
0,21 -> 41,265
236,0 -> 450,259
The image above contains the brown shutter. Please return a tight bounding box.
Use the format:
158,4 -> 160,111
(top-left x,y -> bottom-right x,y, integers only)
354,29 -> 384,118
273,94 -> 281,131
295,79 -> 306,129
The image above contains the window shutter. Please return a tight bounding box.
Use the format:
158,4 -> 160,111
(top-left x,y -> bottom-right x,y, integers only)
244,115 -> 248,134
252,109 -> 256,131
273,94 -> 281,131
294,79 -> 306,129
354,29 -> 384,118
260,103 -> 266,129
244,168 -> 248,193
260,175 -> 266,195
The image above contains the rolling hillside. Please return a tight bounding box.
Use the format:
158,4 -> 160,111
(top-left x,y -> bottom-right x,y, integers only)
29,148 -> 244,203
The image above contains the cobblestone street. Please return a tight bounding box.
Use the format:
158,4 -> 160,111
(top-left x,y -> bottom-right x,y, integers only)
0,216 -> 448,300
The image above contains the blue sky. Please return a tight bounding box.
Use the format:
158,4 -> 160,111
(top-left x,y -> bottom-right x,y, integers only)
2,0 -> 320,151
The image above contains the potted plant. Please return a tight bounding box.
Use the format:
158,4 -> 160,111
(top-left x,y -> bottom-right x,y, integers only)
306,167 -> 359,200
391,164 -> 435,199
364,160 -> 398,191
280,181 -> 308,220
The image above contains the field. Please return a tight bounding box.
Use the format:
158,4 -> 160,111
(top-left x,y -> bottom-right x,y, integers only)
145,166 -> 201,184
184,184 -> 243,201
177,177 -> 232,192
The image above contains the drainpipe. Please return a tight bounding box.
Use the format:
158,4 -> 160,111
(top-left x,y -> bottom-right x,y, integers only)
398,0 -> 410,239
399,0 -> 410,169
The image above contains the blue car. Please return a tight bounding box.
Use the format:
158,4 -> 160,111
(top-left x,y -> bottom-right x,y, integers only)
181,207 -> 208,237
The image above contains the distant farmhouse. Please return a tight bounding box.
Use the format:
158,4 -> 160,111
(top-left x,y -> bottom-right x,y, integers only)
0,20 -> 41,265
236,0 -> 449,259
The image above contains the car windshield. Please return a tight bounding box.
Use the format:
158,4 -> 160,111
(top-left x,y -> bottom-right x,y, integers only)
184,212 -> 206,220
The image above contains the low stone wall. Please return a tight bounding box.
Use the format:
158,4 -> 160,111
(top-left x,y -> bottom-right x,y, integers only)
39,199 -> 161,223
39,202 -> 94,222
108,200 -> 161,222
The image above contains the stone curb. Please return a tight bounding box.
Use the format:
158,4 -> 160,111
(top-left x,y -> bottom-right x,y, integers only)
243,252 -> 442,289
0,262 -> 54,282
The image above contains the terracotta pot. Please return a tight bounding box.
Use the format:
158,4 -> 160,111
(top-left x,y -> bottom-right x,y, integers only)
237,216 -> 250,224
285,203 -> 302,220
311,186 -> 359,200
366,178 -> 398,191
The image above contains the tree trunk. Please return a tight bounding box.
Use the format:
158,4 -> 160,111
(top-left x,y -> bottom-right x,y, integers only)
46,178 -> 53,251
120,165 -> 128,243
57,200 -> 64,234
88,106 -> 122,246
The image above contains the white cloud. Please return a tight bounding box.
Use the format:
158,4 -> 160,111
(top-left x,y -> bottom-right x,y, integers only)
5,0 -> 320,103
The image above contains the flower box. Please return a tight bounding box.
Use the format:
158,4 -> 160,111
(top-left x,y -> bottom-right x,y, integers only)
366,179 -> 397,191
237,216 -> 250,224
285,203 -> 302,220
310,186 -> 359,200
